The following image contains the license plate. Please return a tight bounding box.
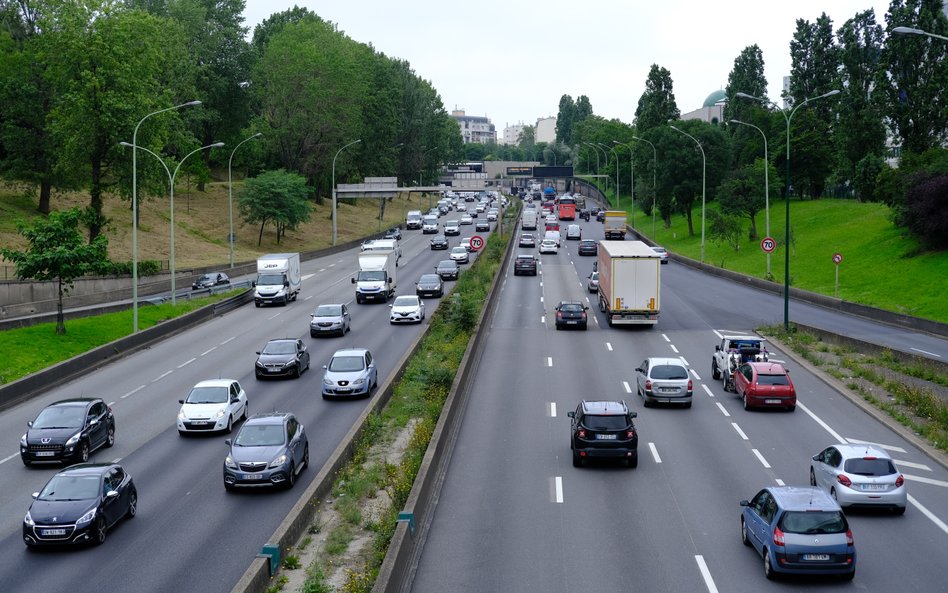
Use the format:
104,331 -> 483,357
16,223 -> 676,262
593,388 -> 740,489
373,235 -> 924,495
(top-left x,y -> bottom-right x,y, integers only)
596,434 -> 617,440
860,484 -> 887,491
35,451 -> 56,457
567,320 -> 577,324
803,554 -> 830,561
660,388 -> 677,393
41,528 -> 67,536
268,368 -> 281,372
191,421 -> 209,426
765,399 -> 781,404
336,389 -> 351,394
241,473 -> 263,480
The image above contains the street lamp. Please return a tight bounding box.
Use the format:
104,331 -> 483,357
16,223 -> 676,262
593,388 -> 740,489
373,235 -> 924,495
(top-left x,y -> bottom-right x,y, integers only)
614,140 -> 635,227
587,142 -> 609,198
607,143 -> 621,210
892,25 -> 948,41
332,139 -> 362,246
632,136 -> 657,238
129,100 -> 200,332
228,132 -> 262,268
668,125 -> 706,263
735,89 -> 841,330
728,119 -> 771,276
583,142 -> 600,177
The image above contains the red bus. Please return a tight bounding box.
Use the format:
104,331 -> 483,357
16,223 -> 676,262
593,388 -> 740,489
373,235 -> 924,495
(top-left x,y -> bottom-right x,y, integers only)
557,197 -> 576,220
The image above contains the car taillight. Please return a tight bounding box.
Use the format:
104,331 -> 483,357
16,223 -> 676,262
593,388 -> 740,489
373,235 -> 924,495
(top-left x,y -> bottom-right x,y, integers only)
895,474 -> 904,487
556,312 -> 562,318
577,429 -> 586,438
581,312 -> 586,319
626,430 -> 635,438
846,529 -> 854,546
863,456 -> 877,460
837,474 -> 852,487
687,379 -> 693,390
773,527 -> 785,546
644,380 -> 652,391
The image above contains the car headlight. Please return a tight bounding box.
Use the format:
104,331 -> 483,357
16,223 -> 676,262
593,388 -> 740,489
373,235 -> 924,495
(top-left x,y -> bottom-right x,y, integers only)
214,409 -> 225,419
269,453 -> 288,469
65,432 -> 81,446
20,433 -> 27,447
76,508 -> 96,525
24,511 -> 34,526
225,455 -> 237,469
255,360 -> 265,368
352,378 -> 366,386
178,409 -> 188,421
323,378 -> 334,386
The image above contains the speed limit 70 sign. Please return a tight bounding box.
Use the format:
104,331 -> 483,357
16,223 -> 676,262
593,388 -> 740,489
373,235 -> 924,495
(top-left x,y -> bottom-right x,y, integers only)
760,237 -> 776,253
469,235 -> 485,251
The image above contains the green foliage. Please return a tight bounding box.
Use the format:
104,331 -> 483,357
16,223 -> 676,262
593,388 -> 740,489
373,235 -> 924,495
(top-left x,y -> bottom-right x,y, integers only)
282,555 -> 302,570
706,209 -> 742,252
717,158 -> 778,239
724,45 -> 769,137
340,565 -> 375,593
901,173 -> 948,247
238,169 -> 312,245
634,64 -> 680,132
555,95 -> 575,144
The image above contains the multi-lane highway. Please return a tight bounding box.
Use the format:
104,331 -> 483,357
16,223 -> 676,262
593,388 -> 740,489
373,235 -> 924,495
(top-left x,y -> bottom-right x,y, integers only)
410,213 -> 948,592
0,208 -> 497,593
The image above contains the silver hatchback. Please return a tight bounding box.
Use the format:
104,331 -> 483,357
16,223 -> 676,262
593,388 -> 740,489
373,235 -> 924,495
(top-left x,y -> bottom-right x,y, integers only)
810,444 -> 907,514
635,357 -> 693,408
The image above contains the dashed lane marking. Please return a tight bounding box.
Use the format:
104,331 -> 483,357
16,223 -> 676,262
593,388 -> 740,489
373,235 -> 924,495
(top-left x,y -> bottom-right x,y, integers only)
731,423 -> 749,440
606,343 -> 613,352
662,333 -> 671,342
751,448 -> 772,468
121,385 -> 145,399
894,460 -> 932,471
695,555 -> 719,593
554,477 -> 564,503
623,381 -> 632,394
904,474 -> 948,488
648,442 -> 662,463
547,357 -> 553,367
690,369 -> 701,381
775,479 -> 785,486
201,346 -> 216,356
702,384 -> 714,398
177,358 -> 196,369
670,344 -> 679,353
220,337 -> 236,345
550,402 -> 557,417
845,437 -> 907,453
268,312 -> 281,320
152,370 -> 173,382
715,402 -> 730,417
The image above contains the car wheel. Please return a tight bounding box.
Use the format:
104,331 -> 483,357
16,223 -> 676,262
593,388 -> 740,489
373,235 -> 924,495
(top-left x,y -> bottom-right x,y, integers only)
786,405 -> 796,412
242,404 -> 249,421
285,463 -> 296,490
178,430 -> 188,438
77,441 -> 90,463
809,468 -> 817,486
894,506 -> 906,516
310,331 -> 317,338
741,518 -> 750,546
224,482 -> 235,492
22,458 -> 32,467
763,549 -> 776,580
293,365 -> 300,379
840,569 -> 855,581
571,449 -> 582,468
743,394 -> 751,411
302,444 -> 310,470
711,360 -> 721,380
627,455 -> 638,469
684,401 -> 692,409
225,416 -> 233,434
92,516 -> 108,546
105,425 -> 115,448
126,488 -> 138,519
830,487 -> 838,502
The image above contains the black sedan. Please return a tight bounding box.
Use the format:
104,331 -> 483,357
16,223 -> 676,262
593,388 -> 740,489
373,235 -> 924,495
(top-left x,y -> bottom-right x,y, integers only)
577,240 -> 598,256
192,272 -> 230,290
254,338 -> 310,379
555,301 -> 588,330
435,260 -> 459,281
429,235 -> 449,250
23,463 -> 137,547
20,398 -> 115,466
416,273 -> 445,298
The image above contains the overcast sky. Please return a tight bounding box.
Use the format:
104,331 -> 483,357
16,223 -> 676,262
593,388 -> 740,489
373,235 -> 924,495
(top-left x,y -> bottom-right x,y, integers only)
243,1 -> 895,133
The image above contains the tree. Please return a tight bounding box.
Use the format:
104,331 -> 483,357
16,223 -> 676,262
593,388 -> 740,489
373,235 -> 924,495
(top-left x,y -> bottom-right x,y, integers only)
1,208 -> 108,334
706,209 -> 743,252
634,64 -> 679,132
717,158 -> 780,239
238,169 -> 312,245
660,120 -> 731,236
901,172 -> 948,247
724,45 -> 770,169
555,95 -> 575,144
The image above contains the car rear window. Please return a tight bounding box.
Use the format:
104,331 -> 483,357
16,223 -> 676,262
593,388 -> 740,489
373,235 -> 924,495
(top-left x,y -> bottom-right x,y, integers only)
581,415 -> 629,430
757,373 -> 789,386
650,364 -> 689,380
559,304 -> 583,312
778,511 -> 847,534
844,457 -> 896,476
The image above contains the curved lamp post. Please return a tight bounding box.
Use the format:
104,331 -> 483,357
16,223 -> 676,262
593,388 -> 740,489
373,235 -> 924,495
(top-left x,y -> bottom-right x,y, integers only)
668,125 -> 706,263
614,140 -> 635,226
331,139 -> 362,246
606,143 -> 621,210
129,100 -> 200,332
632,136 -> 657,238
728,119 -> 771,276
892,25 -> 948,41
228,132 -> 262,268
735,89 -> 840,330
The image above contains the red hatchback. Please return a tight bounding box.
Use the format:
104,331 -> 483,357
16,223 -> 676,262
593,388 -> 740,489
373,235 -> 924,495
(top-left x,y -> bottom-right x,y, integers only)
734,362 -> 796,411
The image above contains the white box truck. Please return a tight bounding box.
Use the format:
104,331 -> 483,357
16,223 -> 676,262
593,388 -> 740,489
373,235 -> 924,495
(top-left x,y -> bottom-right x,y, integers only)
254,253 -> 301,307
603,211 -> 627,240
596,241 -> 660,326
521,209 -> 538,230
352,250 -> 397,303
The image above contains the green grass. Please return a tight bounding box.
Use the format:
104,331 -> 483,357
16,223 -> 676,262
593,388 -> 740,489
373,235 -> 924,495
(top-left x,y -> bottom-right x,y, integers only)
0,291 -> 243,385
603,191 -> 948,323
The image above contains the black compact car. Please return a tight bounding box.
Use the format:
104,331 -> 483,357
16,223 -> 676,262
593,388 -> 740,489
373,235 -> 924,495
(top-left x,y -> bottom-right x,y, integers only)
579,209 -> 590,221
596,210 -> 606,222
435,260 -> 459,281
223,412 -> 309,491
23,463 -> 137,547
21,398 -> 115,466
429,235 -> 449,250
254,338 -> 310,379
518,233 -> 536,248
475,220 -> 490,232
555,301 -> 588,330
383,227 -> 402,241
192,272 -> 230,290
513,254 -> 538,276
577,240 -> 598,256
416,274 -> 445,298
568,400 -> 638,468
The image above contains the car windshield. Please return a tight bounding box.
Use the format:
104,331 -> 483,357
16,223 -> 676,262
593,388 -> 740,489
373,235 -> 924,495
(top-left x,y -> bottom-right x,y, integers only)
234,424 -> 286,447
38,474 -> 100,501
844,457 -> 896,476
591,272 -> 598,280
257,273 -> 284,286
778,511 -> 847,534
559,304 -> 583,312
262,341 -> 296,355
314,305 -> 342,317
517,256 -> 534,262
393,296 -> 417,307
650,364 -> 689,380
329,355 -> 365,372
32,406 -> 85,429
452,247 -> 466,254
419,274 -> 440,283
438,262 -> 456,269
358,270 -> 386,281
757,373 -> 789,386
186,386 -> 228,404
581,415 -> 628,431
197,274 -> 214,283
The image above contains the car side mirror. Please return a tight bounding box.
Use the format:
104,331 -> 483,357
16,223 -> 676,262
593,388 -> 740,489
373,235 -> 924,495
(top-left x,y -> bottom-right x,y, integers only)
251,281 -> 256,287
106,490 -> 119,499
812,454 -> 819,461
389,304 -> 393,308
32,492 -> 39,499
323,365 -> 328,369
27,421 -> 33,428
566,411 -> 575,418
255,351 -> 261,355
635,368 -> 643,373
89,419 -> 99,427
351,278 -> 356,284
178,399 -> 184,404
224,439 -> 232,446
630,412 -> 638,419
231,396 -> 239,403
715,345 -> 721,352
739,500 -> 749,507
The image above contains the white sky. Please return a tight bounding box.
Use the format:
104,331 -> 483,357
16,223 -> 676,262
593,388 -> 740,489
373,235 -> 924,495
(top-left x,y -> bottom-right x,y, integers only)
242,1 -> 894,133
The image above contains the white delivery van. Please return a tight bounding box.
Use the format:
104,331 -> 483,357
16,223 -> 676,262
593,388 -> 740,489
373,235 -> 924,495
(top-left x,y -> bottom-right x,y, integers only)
406,210 -> 423,230
254,253 -> 301,307
352,250 -> 397,303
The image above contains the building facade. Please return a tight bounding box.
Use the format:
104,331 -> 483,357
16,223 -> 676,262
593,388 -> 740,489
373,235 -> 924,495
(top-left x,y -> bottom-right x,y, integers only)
450,109 -> 496,144
535,116 -> 556,144
501,123 -> 525,145
681,90 -> 726,125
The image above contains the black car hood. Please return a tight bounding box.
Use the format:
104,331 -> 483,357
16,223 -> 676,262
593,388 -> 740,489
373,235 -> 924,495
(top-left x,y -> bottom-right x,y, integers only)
26,427 -> 81,445
418,282 -> 441,289
29,498 -> 97,524
230,444 -> 285,464
257,353 -> 296,365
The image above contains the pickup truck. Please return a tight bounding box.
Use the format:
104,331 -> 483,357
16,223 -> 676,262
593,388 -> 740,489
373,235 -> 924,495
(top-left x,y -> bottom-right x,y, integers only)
711,334 -> 770,392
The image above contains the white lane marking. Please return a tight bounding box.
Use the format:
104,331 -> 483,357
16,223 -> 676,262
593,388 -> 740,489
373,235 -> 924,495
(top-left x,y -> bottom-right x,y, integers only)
713,329 -> 724,339
649,442 -> 662,464
670,344 -> 679,353
904,474 -> 948,488
690,369 -> 701,381
845,437 -> 907,453
200,346 -> 216,356
798,402 -> 846,443
731,423 -> 749,440
108,402 -> 116,407
121,385 -> 145,399
0,452 -> 19,465
554,477 -> 564,503
268,312 -> 281,320
301,273 -> 315,281
550,402 -> 557,417
541,316 -> 546,324
318,268 -> 326,272
702,384 -> 714,398
220,336 -> 236,345
578,282 -> 583,288
152,370 -> 173,382
694,555 -> 719,593
910,347 -> 941,358
606,342 -> 613,351
662,333 -> 671,342
111,457 -> 122,463
715,402 -> 730,417
775,478 -> 785,486
908,494 -> 948,535
177,357 -> 196,369
680,356 -> 690,367
586,296 -> 591,304
329,263 -> 336,267
539,282 -> 543,287
540,296 -> 544,303
547,357 -> 553,367
894,460 -> 932,471
304,295 -> 314,301
751,448 -> 772,468
623,381 -> 632,394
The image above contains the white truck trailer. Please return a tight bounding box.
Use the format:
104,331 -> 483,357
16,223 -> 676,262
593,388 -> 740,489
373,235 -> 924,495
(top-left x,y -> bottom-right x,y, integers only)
254,253 -> 301,307
596,241 -> 661,326
352,250 -> 397,303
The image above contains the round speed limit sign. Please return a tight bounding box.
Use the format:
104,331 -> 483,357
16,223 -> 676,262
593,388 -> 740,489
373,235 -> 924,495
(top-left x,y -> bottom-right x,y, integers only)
469,235 -> 485,251
760,237 -> 776,253
833,252 -> 843,265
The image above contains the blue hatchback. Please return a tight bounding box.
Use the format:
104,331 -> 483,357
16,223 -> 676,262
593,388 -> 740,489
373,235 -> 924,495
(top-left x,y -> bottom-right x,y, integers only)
740,486 -> 856,580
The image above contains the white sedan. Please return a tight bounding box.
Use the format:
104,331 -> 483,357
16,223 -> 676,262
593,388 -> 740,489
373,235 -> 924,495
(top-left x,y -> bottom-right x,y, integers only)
539,239 -> 558,254
390,295 -> 426,324
450,246 -> 470,263
460,215 -> 474,225
177,379 -> 248,435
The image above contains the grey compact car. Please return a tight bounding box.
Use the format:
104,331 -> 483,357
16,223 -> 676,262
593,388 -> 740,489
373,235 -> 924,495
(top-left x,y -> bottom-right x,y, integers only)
223,412 -> 308,490
310,303 -> 351,337
635,357 -> 693,408
254,339 -> 310,379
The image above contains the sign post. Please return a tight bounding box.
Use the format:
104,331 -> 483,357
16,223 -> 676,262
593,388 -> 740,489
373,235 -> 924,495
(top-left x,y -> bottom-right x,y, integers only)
469,235 -> 485,252
760,236 -> 776,278
832,252 -> 843,298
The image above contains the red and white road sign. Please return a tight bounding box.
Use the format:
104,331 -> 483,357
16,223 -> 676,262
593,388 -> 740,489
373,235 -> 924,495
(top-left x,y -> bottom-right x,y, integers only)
760,237 -> 776,253
469,235 -> 485,251
833,252 -> 843,265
